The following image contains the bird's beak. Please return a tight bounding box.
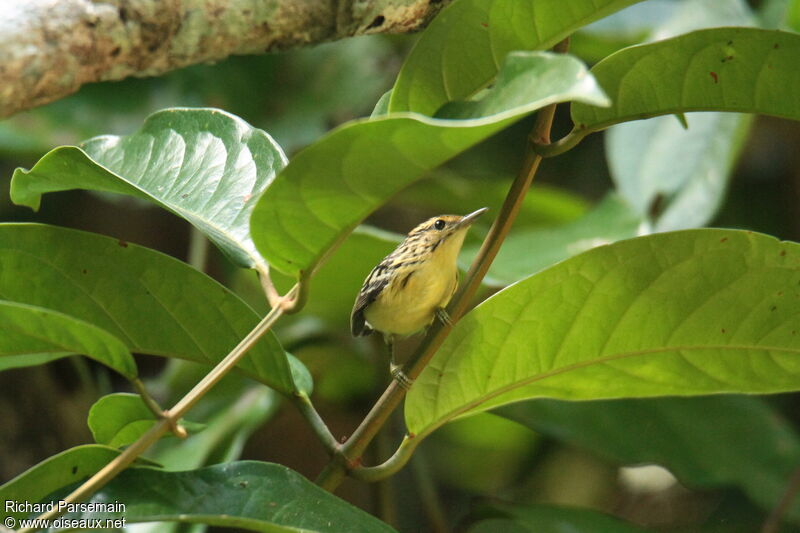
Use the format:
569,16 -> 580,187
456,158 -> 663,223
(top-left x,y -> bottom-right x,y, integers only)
457,207 -> 488,228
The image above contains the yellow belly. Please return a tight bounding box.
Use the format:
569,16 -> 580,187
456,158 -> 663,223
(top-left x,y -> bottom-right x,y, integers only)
364,262 -> 456,337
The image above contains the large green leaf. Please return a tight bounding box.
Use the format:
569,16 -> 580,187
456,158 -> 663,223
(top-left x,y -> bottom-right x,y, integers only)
48,462 -> 395,533
10,108 -> 286,271
251,51 -> 609,276
496,395 -> 800,521
0,445 -> 122,523
605,0 -> 755,232
388,0 -> 644,115
0,224 -> 305,394
0,301 -> 136,378
571,27 -> 800,132
406,229 -> 800,436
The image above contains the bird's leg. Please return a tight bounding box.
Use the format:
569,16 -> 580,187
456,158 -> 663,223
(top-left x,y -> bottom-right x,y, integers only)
435,307 -> 453,327
386,335 -> 413,390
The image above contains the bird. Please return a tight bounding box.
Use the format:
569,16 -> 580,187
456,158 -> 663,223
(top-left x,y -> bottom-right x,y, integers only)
351,207 -> 488,387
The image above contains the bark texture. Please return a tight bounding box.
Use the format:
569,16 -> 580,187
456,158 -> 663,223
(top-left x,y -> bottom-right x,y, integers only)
0,0 -> 449,118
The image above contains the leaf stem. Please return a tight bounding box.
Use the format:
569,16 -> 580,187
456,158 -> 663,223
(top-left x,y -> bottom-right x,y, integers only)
315,38 -> 569,492
532,127 -> 589,157
19,288 -> 293,531
259,268 -> 309,314
349,435 -> 421,482
187,226 -> 210,271
291,391 -> 340,456
132,377 -> 187,438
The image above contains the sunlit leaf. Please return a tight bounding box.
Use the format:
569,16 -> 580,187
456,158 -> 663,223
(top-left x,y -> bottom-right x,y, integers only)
406,229 -> 800,436
572,28 -> 800,131
389,0 -> 644,115
10,108 -> 286,271
252,52 -> 609,276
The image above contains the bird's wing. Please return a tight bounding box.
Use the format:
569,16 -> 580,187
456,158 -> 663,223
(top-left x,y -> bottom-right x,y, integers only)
350,266 -> 389,337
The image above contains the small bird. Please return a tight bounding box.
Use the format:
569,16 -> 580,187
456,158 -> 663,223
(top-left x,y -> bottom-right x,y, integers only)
351,208 -> 488,387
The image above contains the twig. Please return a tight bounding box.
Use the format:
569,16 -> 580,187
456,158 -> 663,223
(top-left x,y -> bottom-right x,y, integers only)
19,289 -> 293,531
259,268 -> 309,314
315,37 -> 570,492
291,391 -> 339,456
2,0 -> 453,119
132,377 -> 187,439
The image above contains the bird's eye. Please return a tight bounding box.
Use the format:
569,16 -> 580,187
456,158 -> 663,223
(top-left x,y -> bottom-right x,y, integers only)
434,219 -> 446,230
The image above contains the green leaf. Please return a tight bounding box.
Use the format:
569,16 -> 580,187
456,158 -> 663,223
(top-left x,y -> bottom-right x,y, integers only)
405,229 -> 800,436
605,0 -> 755,232
389,0 -> 644,115
466,194 -> 641,285
252,51 -> 609,276
496,395 -> 800,521
469,503 -> 648,533
608,111 -> 752,232
572,28 -> 800,132
0,224 -> 304,394
89,394 -> 160,448
0,301 -> 136,379
10,108 -> 286,271
50,462 -> 395,533
789,0 -> 800,31
0,445 -> 122,523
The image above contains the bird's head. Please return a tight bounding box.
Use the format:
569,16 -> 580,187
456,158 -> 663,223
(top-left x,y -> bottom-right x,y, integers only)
405,207 -> 488,255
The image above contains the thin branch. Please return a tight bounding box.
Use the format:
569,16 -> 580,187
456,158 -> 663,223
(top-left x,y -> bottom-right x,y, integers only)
291,391 -> 339,456
19,288 -> 293,531
315,37 -> 570,492
1,0 -> 452,119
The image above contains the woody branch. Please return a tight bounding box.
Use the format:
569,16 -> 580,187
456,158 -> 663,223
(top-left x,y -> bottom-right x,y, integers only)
0,0 -> 450,119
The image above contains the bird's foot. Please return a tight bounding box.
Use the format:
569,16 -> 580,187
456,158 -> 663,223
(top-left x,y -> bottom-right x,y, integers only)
390,363 -> 414,390
435,307 -> 453,327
